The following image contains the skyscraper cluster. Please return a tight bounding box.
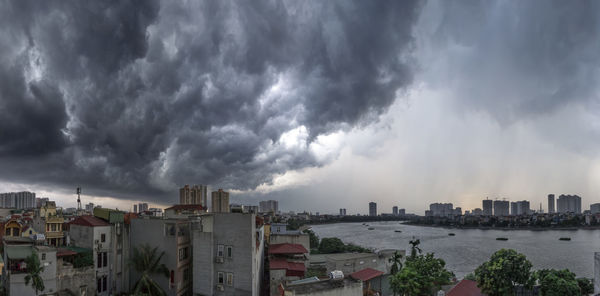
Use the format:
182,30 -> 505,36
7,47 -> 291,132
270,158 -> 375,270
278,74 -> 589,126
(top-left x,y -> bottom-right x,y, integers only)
179,184 -> 208,207
556,194 -> 582,214
0,191 -> 36,209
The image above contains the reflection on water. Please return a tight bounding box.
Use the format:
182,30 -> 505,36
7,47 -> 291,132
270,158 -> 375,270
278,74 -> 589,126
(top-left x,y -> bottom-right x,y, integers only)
310,221 -> 600,278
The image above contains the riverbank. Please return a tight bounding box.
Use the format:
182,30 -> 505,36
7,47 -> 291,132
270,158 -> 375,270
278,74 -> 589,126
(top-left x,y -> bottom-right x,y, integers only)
404,223 -> 600,231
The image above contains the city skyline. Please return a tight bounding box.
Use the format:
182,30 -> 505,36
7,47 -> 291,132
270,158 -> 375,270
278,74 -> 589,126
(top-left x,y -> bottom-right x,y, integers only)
2,1 -> 600,215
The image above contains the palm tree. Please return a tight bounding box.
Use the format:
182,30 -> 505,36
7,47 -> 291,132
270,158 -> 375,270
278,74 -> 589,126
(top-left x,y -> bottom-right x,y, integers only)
24,251 -> 45,295
408,238 -> 422,259
130,244 -> 170,295
389,251 -> 404,275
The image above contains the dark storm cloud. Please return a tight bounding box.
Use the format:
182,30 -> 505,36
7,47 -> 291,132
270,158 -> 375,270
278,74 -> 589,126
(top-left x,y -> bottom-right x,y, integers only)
0,0 -> 423,201
422,0 -> 600,124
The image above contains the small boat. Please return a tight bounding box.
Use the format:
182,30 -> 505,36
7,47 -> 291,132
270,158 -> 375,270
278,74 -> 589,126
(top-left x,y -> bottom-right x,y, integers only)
394,230 -> 402,233
559,237 -> 571,241
368,227 -> 375,230
448,233 -> 455,236
496,237 -> 508,241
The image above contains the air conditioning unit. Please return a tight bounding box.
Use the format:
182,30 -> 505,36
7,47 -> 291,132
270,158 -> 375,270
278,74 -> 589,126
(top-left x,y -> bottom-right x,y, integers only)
215,257 -> 224,263
216,284 -> 224,291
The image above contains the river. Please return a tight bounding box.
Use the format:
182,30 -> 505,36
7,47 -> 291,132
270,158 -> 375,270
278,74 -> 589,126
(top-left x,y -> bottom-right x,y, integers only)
310,221 -> 600,279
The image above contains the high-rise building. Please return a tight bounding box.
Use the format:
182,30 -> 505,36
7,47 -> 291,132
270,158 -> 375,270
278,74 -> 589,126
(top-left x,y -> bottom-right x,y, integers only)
259,200 -> 279,213
138,203 -> 149,213
85,202 -> 95,213
511,200 -> 530,216
493,200 -> 510,216
179,184 -> 208,207
369,202 -> 377,216
339,208 -> 347,216
511,202 -> 518,216
211,189 -> 230,213
0,191 -> 36,209
36,197 -> 49,208
591,203 -> 600,214
482,199 -> 493,216
548,194 -> 555,213
429,203 -> 454,217
133,204 -> 138,213
398,208 -> 406,215
392,206 -> 398,215
557,194 -> 582,214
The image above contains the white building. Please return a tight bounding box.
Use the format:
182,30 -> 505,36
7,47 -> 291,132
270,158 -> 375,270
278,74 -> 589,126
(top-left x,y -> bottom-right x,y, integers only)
0,191 -> 36,209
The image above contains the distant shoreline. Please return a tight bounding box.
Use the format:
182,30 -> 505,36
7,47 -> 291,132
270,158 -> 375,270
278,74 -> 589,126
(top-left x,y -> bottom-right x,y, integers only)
405,223 -> 600,231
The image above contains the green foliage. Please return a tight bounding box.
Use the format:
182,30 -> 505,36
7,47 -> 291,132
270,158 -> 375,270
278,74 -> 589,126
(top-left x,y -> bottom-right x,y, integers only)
130,244 -> 170,296
577,277 -> 593,295
474,249 -> 533,296
73,252 -> 94,268
389,251 -> 404,275
389,242 -> 453,296
302,229 -> 320,249
534,269 -> 580,296
464,273 -> 477,281
306,267 -> 327,278
317,237 -> 370,254
24,251 -> 45,295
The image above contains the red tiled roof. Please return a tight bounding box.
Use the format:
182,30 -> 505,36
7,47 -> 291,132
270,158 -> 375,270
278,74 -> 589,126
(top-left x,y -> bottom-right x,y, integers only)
164,204 -> 204,211
56,248 -> 77,257
447,279 -> 485,296
69,215 -> 110,227
269,243 -> 308,254
350,268 -> 384,281
269,258 -> 306,272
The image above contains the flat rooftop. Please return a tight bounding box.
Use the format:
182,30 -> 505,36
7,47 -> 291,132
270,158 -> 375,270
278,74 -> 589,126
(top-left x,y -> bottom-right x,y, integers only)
286,278 -> 360,294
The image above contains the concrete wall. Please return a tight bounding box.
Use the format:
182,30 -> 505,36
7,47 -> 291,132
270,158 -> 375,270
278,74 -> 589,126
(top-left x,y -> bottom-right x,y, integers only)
8,249 -> 58,296
57,259 -> 95,295
286,280 -> 363,296
69,224 -> 112,295
130,218 -> 191,296
192,213 -> 262,296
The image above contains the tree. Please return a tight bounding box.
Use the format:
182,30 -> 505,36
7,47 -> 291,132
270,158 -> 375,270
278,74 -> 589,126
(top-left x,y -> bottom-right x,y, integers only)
389,242 -> 453,296
318,237 -> 346,253
130,244 -> 170,296
577,277 -> 593,295
389,267 -> 422,296
535,269 -> 580,296
24,251 -> 45,295
389,251 -> 404,275
408,238 -> 422,258
474,249 -> 533,296
302,229 -> 320,250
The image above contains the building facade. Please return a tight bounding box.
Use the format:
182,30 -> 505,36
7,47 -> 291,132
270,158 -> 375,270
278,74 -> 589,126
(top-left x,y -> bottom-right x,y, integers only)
259,200 -> 279,213
493,200 -> 509,216
0,191 -> 36,209
557,194 -> 582,214
179,184 -> 208,207
211,189 -> 230,213
369,202 -> 377,217
548,194 -> 555,213
482,199 -> 493,216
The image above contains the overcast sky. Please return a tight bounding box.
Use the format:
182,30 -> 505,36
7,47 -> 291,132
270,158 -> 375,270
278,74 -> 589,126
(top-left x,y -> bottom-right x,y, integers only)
1,0 -> 600,214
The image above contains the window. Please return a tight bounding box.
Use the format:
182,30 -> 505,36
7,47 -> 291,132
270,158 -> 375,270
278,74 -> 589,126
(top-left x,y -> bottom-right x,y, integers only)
165,224 -> 176,236
97,278 -> 102,293
218,272 -> 224,284
97,253 -> 102,268
103,252 -> 107,267
101,233 -> 106,242
179,247 -> 188,261
41,253 -> 46,260
226,273 -> 233,286
4,229 -> 9,236
183,268 -> 191,282
102,276 -> 107,292
226,246 -> 233,258
217,244 -> 224,257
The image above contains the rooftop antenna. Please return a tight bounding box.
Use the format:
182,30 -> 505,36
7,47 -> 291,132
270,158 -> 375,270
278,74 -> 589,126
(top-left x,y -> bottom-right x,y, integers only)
76,187 -> 82,211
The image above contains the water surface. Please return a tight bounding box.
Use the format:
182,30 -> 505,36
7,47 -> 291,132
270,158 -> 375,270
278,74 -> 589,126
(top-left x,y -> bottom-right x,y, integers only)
310,222 -> 600,278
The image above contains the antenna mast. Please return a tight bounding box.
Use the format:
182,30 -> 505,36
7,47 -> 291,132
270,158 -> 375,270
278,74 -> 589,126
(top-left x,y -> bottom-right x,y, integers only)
76,187 -> 82,211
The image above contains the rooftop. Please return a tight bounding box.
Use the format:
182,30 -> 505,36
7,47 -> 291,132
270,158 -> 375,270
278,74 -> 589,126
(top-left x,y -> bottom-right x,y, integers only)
269,258 -> 306,272
269,243 -> 308,254
69,215 -> 110,227
285,278 -> 361,294
165,204 -> 205,211
447,279 -> 485,296
350,268 -> 384,281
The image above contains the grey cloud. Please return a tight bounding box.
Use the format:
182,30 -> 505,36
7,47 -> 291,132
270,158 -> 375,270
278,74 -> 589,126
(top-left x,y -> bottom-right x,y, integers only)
421,0 -> 600,124
0,0 -> 423,201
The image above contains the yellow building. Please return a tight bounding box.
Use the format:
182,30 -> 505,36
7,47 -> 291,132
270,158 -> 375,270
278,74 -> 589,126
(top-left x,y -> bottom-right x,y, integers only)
33,201 -> 65,246
4,220 -> 22,237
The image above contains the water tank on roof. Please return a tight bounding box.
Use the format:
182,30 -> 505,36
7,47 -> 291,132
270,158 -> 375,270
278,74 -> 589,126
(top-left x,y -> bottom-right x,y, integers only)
329,270 -> 344,281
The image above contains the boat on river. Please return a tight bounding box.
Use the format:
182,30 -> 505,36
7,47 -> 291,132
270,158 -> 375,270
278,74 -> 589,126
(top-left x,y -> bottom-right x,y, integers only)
496,237 -> 508,241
